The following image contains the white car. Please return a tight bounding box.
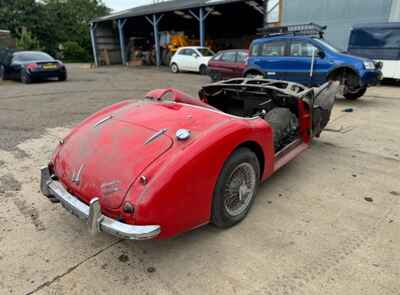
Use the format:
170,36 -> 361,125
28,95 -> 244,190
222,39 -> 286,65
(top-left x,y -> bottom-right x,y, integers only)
170,46 -> 215,74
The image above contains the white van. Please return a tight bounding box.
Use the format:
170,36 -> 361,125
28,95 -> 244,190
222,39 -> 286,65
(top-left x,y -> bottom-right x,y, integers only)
348,23 -> 400,80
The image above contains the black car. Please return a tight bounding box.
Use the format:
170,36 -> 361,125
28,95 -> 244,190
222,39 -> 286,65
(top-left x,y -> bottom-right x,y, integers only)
0,50 -> 67,83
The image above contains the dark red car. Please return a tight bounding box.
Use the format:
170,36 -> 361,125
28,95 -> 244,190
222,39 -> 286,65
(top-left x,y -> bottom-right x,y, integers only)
207,49 -> 248,81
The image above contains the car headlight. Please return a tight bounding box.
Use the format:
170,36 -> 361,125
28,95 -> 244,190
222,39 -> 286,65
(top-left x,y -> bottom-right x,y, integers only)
363,61 -> 375,70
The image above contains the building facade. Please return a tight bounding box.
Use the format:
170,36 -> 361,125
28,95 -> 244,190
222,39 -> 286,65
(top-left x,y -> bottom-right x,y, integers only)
279,0 -> 400,49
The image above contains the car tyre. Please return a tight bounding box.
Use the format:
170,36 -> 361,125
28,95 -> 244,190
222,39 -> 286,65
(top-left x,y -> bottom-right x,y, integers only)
20,69 -> 32,84
199,64 -> 208,75
211,147 -> 260,228
170,63 -> 179,73
343,86 -> 367,100
245,72 -> 264,79
210,71 -> 222,82
0,65 -> 6,81
58,72 -> 67,81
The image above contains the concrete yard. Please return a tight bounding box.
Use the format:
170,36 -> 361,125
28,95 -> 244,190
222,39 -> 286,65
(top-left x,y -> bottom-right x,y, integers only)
0,64 -> 399,295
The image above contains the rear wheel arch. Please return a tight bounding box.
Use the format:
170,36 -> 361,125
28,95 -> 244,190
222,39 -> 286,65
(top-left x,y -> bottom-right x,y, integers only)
244,69 -> 264,78
234,141 -> 265,180
20,69 -> 32,84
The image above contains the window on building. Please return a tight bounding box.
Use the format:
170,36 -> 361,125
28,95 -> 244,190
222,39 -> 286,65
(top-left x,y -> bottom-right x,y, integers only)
262,41 -> 286,56
265,0 -> 281,24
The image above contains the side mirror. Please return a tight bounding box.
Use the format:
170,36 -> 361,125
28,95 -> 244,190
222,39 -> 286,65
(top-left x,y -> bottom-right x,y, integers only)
318,51 -> 326,59
192,53 -> 199,58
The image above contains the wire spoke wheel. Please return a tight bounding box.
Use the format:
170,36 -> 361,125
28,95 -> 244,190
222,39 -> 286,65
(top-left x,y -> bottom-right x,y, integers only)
223,162 -> 257,217
211,148 -> 260,228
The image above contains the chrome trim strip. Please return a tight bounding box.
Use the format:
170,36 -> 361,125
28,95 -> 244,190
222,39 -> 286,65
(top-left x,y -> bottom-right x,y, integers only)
40,166 -> 52,197
145,128 -> 168,145
94,115 -> 113,127
42,171 -> 160,240
88,197 -> 102,235
275,138 -> 302,159
49,180 -> 90,220
71,164 -> 84,185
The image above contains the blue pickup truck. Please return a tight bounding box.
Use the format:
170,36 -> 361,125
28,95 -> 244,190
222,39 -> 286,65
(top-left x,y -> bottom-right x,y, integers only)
244,24 -> 382,100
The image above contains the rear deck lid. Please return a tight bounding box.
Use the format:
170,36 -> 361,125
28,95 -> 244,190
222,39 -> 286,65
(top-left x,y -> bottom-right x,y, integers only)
54,118 -> 173,209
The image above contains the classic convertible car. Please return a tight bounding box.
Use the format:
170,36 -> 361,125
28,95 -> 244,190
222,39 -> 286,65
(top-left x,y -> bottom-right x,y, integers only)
40,78 -> 339,240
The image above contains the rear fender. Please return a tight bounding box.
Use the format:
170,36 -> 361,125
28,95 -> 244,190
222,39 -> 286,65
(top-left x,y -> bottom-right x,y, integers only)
129,119 -> 274,238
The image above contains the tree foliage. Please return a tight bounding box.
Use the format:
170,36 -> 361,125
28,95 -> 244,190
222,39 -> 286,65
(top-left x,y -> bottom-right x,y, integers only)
16,30 -> 43,51
0,0 -> 109,61
62,41 -> 89,62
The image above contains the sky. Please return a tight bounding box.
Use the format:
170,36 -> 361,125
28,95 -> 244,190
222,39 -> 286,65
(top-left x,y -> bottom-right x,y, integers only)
103,0 -> 157,11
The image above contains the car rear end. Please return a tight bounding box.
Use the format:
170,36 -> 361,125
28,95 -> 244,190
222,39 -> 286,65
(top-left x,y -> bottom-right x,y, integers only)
13,51 -> 67,82
26,60 -> 66,80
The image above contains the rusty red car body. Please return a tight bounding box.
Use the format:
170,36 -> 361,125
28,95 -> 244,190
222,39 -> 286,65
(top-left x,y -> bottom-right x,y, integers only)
40,79 -> 338,240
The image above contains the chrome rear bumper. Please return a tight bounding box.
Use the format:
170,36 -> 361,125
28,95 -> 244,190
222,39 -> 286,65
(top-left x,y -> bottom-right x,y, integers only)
40,167 -> 160,240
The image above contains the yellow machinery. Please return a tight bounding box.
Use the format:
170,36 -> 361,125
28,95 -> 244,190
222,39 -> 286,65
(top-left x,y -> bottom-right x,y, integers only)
160,31 -> 216,65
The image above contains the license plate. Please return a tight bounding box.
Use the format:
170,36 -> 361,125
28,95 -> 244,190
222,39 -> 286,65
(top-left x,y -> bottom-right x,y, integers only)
43,64 -> 57,70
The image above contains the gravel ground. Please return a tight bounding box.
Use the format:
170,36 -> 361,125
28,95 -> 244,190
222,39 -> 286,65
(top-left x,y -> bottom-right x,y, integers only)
0,64 -> 399,295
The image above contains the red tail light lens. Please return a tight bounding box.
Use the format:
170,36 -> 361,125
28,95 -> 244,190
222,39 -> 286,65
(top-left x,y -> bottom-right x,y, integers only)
26,63 -> 38,71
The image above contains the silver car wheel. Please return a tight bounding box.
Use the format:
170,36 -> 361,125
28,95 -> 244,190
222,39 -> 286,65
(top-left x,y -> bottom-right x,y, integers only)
171,63 -> 179,73
223,162 -> 257,217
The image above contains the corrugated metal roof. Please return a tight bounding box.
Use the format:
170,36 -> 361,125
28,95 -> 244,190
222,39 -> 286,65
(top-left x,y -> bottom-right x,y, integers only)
352,22 -> 400,29
93,0 -> 246,23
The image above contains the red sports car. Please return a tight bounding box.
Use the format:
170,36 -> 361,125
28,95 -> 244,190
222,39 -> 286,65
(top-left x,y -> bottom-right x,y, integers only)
207,49 -> 248,82
41,79 -> 339,240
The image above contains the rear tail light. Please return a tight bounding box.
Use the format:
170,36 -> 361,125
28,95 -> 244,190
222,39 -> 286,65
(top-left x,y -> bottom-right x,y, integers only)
123,201 -> 135,214
26,63 -> 38,71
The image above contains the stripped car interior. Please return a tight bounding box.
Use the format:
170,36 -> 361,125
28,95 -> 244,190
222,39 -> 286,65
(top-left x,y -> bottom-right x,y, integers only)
149,78 -> 338,157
